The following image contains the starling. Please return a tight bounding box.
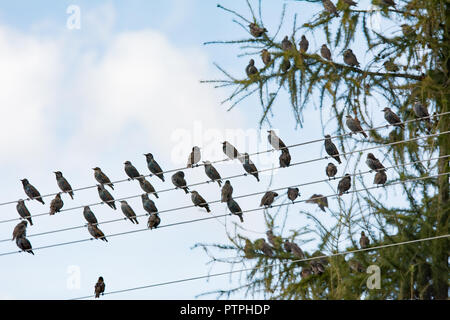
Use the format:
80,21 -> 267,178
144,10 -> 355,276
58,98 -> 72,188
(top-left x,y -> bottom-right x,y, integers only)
299,35 -> 309,53
88,223 -> 108,242
324,134 -> 342,164
187,146 -> 201,168
306,194 -> 328,212
337,174 -> 352,196
49,193 -> 64,215
260,191 -> 278,208
284,240 -> 305,259
374,170 -> 387,185
401,24 -> 414,37
54,171 -> 74,199
320,44 -> 332,61
203,161 -> 222,187
257,238 -> 273,257
12,221 -> 28,241
266,230 -> 281,248
21,179 -> 45,205
343,0 -> 358,6
281,36 -> 294,51
349,260 -> 366,273
191,191 -> 211,213
221,180 -> 233,203
245,59 -> 258,77
227,198 -> 244,223
120,201 -> 139,224
144,153 -> 165,182
310,260 -> 325,274
279,149 -> 291,168
137,176 -> 158,198
242,153 -> 260,182
16,237 -> 34,255
83,206 -> 98,225
147,213 -> 161,229
95,277 -> 105,298
343,49 -> 360,67
382,107 -> 404,128
92,167 -> 114,190
322,0 -> 339,17
380,0 -> 396,8
287,187 -> 299,203
261,49 -> 271,66
16,200 -> 33,225
366,153 -> 385,172
249,23 -> 267,37
267,130 -> 287,150
346,115 -> 368,138
383,60 -> 399,72
141,194 -> 158,215
326,162 -> 338,179
359,231 -> 370,249
97,184 -> 116,210
244,239 -> 256,258
171,171 -> 189,193
222,141 -> 242,161
124,161 -> 141,180
413,99 -> 431,130
301,268 -> 312,278
280,58 -> 291,73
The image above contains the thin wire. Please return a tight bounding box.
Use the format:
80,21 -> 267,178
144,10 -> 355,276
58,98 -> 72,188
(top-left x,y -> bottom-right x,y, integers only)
1,171 -> 448,257
70,233 -> 450,299
1,112 -> 447,208
1,154 -> 447,243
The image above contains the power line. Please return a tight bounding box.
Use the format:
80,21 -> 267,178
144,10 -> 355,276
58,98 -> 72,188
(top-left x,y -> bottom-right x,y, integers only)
70,233 -> 450,299
1,171 -> 448,257
1,154 -> 447,243
0,111 -> 448,208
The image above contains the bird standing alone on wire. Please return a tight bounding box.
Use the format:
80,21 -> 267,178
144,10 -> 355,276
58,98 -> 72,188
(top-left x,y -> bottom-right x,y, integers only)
287,187 -> 299,203
346,115 -> 368,138
49,193 -> 64,215
16,200 -> 33,225
97,184 -> 116,210
93,167 -> 114,190
54,171 -> 74,199
187,146 -> 201,168
324,135 -> 342,164
191,191 -> 211,213
242,153 -> 260,182
124,161 -> 141,180
171,171 -> 189,194
21,179 -> 45,205
203,161 -> 222,187
95,277 -> 105,298
221,180 -> 233,203
326,162 -> 338,179
382,107 -> 404,129
144,153 -> 165,182
337,174 -> 352,196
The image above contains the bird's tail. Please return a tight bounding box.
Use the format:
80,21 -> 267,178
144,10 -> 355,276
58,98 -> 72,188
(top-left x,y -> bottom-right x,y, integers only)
239,214 -> 244,223
362,131 -> 368,138
95,293 -> 100,298
108,183 -> 114,190
29,250 -> 35,255
134,218 -> 139,224
69,192 -> 74,200
159,175 -> 165,182
183,187 -> 189,194
206,206 -> 211,213
28,218 -> 33,226
38,197 -> 45,205
154,192 -> 159,199
102,237 -> 108,242
217,180 -> 222,187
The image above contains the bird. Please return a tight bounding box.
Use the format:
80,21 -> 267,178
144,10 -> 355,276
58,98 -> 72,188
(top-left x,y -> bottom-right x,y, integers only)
281,36 -> 294,51
287,187 -> 299,203
94,277 -> 105,298
83,206 -> 98,225
187,146 -> 201,168
366,153 -> 385,172
137,177 -> 158,198
222,141 -> 242,161
221,180 -> 233,203
337,174 -> 352,195
413,99 -> 432,131
120,201 -> 139,224
16,237 -> 34,255
284,240 -> 305,259
349,260 -> 366,273
267,130 -> 287,150
280,59 -> 291,73
383,60 -> 399,72
299,35 -> 309,53
382,107 -> 404,128
171,171 -> 189,194
326,163 -> 338,179
88,223 -> 108,242
124,161 -> 141,180
261,49 -> 271,66
49,193 -> 64,215
324,135 -> 342,164
242,153 -> 260,182
54,171 -> 74,199
260,191 -> 278,208
141,193 -> 158,215
246,59 -> 258,77
343,0 -> 358,6
148,213 -> 161,230
144,153 -> 165,182
301,268 -> 312,278
306,194 -> 328,212
203,161 -> 222,187
380,0 -> 396,8
244,239 -> 256,258
401,24 -> 414,37
279,149 -> 291,168
320,44 -> 332,60
97,184 -> 116,210
266,230 -> 282,248
343,49 -> 360,67
249,23 -> 267,37
92,167 -> 114,190
12,221 -> 28,241
191,191 -> 211,213
346,115 -> 368,138
227,198 -> 244,223
257,239 -> 273,257
322,0 -> 339,17
16,200 -> 33,225
310,260 -> 325,275
374,170 -> 387,185
359,231 -> 370,249
21,179 -> 45,205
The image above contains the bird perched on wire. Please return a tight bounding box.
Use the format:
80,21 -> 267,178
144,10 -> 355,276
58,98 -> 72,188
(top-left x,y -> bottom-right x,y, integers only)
343,0 -> 358,6
124,161 -> 141,180
54,171 -> 74,199
16,200 -> 33,225
324,134 -> 342,164
374,170 -> 387,185
260,191 -> 278,208
261,49 -> 271,66
221,180 -> 233,203
12,221 -> 28,241
171,171 -> 189,194
380,0 -> 396,8
284,240 -> 305,259
137,176 -> 158,199
337,174 -> 352,196
326,163 -> 338,179
256,238 -> 273,257
21,179 -> 45,205
83,206 -> 98,225
187,146 -> 201,168
287,187 -> 299,203
120,201 -> 139,224
281,36 -> 294,52
94,277 -> 105,298
141,193 -> 158,216
322,0 -> 339,17
144,153 -> 165,182
359,231 -> 370,249
191,191 -> 211,213
242,153 -> 260,182
93,167 -> 114,190
413,99 -> 432,132
245,59 -> 258,77
321,44 -> 332,61
49,193 -> 64,215
227,198 -> 244,223
148,213 -> 161,230
16,236 -> 34,255
343,49 -> 360,67
306,194 -> 328,212
267,130 -> 287,151
203,161 -> 222,187
97,184 -> 116,210
249,22 -> 267,37
299,35 -> 309,53
222,141 -> 242,161
382,107 -> 404,128
279,149 -> 291,168
346,115 -> 368,138
88,223 -> 108,242
366,153 -> 385,172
